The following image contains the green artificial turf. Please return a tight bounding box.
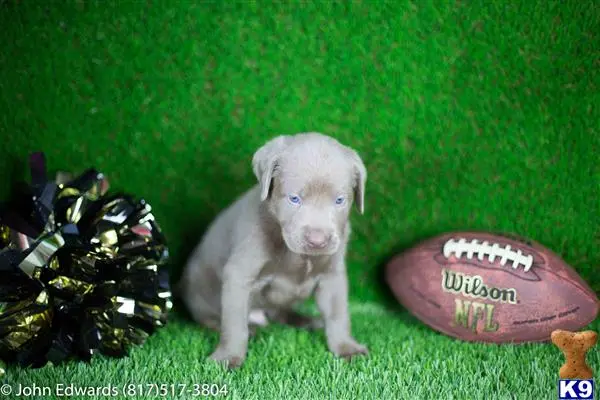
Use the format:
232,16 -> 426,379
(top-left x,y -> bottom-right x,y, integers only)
0,0 -> 599,399
4,306 -> 599,400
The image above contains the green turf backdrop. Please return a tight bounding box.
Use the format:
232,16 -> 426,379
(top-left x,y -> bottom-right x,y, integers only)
0,1 -> 598,399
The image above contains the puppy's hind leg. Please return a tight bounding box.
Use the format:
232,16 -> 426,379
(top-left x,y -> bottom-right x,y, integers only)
184,291 -> 220,329
178,262 -> 223,331
248,309 -> 269,337
267,309 -> 324,330
249,309 -> 269,327
195,317 -> 262,338
198,317 -> 220,332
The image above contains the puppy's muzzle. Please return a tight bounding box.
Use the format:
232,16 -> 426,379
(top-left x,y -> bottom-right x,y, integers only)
304,228 -> 332,249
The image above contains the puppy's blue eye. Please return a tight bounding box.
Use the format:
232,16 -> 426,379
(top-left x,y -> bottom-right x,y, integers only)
335,196 -> 345,205
288,195 -> 301,205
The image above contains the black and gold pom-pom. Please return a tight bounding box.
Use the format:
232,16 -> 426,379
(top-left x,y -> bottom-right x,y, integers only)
0,153 -> 172,373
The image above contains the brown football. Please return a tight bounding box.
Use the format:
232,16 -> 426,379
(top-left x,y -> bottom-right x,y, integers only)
385,232 -> 599,343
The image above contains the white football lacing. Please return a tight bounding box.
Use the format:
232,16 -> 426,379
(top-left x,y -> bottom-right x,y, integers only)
442,238 -> 534,272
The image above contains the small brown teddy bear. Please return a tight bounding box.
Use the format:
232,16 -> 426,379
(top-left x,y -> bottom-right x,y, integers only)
551,329 -> 597,379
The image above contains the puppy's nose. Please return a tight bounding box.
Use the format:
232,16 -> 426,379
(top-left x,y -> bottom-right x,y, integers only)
305,229 -> 330,249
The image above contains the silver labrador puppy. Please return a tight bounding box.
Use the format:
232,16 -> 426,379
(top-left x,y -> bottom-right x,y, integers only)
178,132 -> 368,368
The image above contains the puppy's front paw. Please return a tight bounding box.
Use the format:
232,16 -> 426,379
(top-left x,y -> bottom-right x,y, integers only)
330,339 -> 368,360
208,347 -> 245,369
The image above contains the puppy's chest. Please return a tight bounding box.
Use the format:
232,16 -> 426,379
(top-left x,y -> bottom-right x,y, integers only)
254,254 -> 329,305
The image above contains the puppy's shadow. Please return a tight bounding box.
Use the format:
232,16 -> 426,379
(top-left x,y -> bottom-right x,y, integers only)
371,230 -> 445,321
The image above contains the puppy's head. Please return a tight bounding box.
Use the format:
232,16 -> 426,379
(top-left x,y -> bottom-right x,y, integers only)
252,133 -> 366,256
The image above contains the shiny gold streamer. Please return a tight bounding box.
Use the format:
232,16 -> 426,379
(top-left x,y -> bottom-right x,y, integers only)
0,156 -> 172,372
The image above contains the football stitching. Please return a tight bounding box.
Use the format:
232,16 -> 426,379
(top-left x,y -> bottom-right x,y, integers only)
443,238 -> 534,272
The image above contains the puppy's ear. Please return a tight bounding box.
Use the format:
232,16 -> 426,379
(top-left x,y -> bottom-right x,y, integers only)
348,149 -> 367,214
252,136 -> 288,201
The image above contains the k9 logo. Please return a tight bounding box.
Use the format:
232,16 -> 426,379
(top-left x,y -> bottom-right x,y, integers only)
558,380 -> 594,400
